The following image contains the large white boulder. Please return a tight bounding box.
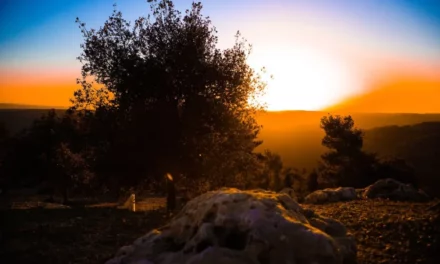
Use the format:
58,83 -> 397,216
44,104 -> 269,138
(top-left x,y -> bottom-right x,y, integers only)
304,187 -> 357,204
106,188 -> 357,264
363,178 -> 430,201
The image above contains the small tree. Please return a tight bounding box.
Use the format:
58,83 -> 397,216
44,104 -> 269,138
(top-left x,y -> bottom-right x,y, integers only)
319,114 -> 377,187
283,168 -> 293,188
320,114 -> 363,156
260,150 -> 283,191
306,170 -> 319,193
52,143 -> 93,203
282,167 -> 308,199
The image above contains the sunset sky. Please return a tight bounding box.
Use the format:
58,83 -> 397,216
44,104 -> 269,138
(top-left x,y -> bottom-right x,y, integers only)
1,0 -> 439,112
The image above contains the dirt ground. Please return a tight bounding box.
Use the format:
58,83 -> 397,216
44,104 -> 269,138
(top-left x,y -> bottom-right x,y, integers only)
303,200 -> 440,264
1,198 -> 439,263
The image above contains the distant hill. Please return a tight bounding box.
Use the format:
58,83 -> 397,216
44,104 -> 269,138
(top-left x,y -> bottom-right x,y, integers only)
363,122 -> 440,195
254,110 -> 440,171
0,103 -> 68,110
254,114 -> 440,196
0,108 -> 67,134
1,107 -> 440,173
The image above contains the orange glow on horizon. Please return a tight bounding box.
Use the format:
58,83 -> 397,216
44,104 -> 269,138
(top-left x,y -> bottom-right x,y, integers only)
1,57 -> 439,114
327,74 -> 440,113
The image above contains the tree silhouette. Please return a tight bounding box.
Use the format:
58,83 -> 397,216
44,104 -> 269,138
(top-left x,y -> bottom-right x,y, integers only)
260,150 -> 283,191
306,170 -> 319,193
51,142 -> 93,204
72,0 -> 266,190
0,109 -> 94,195
320,115 -> 363,156
319,114 -> 377,187
283,168 -> 293,188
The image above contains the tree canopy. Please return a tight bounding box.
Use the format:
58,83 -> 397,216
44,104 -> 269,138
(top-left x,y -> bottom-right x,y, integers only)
71,0 -> 267,190
318,114 -> 377,187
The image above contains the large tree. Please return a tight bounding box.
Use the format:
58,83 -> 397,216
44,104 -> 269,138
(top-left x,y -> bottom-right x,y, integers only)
72,0 -> 266,190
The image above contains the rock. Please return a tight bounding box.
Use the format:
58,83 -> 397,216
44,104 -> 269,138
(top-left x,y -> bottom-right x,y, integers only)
355,189 -> 365,199
338,187 -> 357,200
106,188 -> 356,264
304,190 -> 328,204
278,187 -> 298,202
363,178 -> 430,202
304,187 -> 357,204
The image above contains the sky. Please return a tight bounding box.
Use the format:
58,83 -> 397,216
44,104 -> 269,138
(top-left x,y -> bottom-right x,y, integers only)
0,0 -> 439,112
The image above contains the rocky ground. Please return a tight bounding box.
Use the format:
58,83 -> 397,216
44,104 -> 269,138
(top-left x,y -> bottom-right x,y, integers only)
1,198 -> 439,263
303,199 -> 440,264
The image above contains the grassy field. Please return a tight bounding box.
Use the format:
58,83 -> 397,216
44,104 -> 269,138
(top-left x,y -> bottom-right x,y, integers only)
2,199 -> 439,264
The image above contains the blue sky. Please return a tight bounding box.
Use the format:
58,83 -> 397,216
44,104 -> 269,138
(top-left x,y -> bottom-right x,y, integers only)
1,0 -> 439,69
1,0 -> 439,110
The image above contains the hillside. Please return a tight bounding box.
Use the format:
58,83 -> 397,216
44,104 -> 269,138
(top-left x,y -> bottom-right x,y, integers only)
1,108 -> 440,193
254,111 -> 440,171
363,122 -> 440,195
0,108 -> 66,134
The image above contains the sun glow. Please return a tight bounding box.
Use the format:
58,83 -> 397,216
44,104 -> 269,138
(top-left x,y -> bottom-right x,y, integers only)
250,47 -> 364,111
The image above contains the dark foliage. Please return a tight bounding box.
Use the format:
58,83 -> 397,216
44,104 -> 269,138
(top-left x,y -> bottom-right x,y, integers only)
69,0 -> 266,192
364,122 -> 440,196
318,114 -> 377,187
0,110 -> 94,199
283,172 -> 293,188
317,114 -> 420,190
306,170 -> 319,193
51,142 -> 94,203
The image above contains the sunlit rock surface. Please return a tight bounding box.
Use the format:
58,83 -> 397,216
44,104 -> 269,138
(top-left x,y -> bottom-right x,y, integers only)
363,178 -> 430,202
304,187 -> 357,205
106,188 -> 356,264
